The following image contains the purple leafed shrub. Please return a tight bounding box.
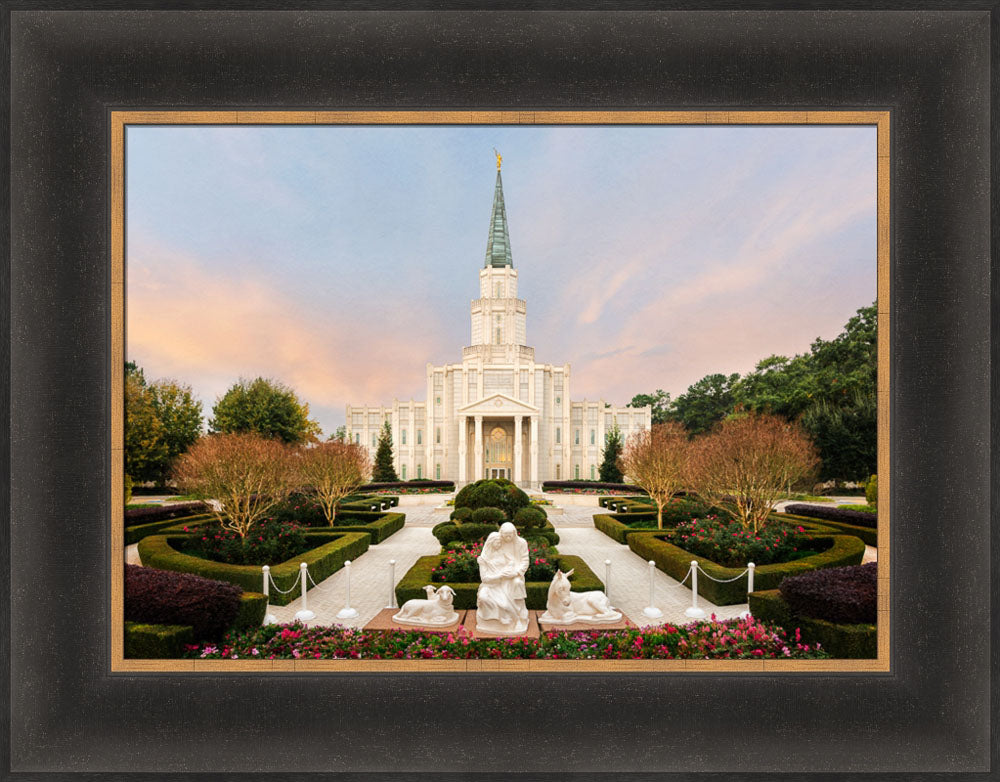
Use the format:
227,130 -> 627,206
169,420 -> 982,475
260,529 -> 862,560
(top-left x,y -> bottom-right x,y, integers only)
124,564 -> 242,641
779,562 -> 877,624
783,504 -> 876,529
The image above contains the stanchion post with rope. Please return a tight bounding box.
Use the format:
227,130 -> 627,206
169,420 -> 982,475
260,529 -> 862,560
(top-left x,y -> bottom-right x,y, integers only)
387,559 -> 398,609
337,560 -> 359,620
642,560 -> 663,619
262,565 -> 277,626
684,560 -> 707,619
295,562 -> 315,622
604,559 -> 612,604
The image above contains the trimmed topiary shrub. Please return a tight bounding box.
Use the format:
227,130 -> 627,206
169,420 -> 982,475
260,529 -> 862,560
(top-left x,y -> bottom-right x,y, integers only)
450,506 -> 473,523
784,503 -> 876,529
454,478 -> 530,520
513,506 -> 546,530
125,564 -> 242,642
775,511 -> 877,547
779,562 -> 876,624
865,474 -> 878,505
471,506 -> 507,525
124,622 -> 194,659
432,522 -> 499,546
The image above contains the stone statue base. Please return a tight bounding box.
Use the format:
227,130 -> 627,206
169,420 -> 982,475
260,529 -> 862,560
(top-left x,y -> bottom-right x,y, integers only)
538,608 -> 623,625
466,610 -> 540,640
364,608 -> 466,633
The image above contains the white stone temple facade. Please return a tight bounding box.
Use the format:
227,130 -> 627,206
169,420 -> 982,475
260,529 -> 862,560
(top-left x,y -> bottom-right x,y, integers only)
346,160 -> 651,488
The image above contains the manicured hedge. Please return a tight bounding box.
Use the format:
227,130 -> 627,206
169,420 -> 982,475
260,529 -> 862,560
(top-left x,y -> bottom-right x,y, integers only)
125,513 -> 213,546
338,495 -> 399,513
137,531 -> 370,605
125,564 -> 242,641
543,480 -> 646,493
124,622 -> 194,658
395,554 -> 603,610
433,521 -> 499,546
330,511 -> 405,544
748,589 -> 876,658
774,511 -> 877,546
125,501 -> 207,527
783,503 -> 877,529
233,591 -> 268,631
598,495 -> 652,508
592,513 -> 664,544
627,533 -> 866,605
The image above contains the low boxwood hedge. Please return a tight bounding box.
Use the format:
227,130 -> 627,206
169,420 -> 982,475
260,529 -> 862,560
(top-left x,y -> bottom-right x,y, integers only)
125,501 -> 207,527
125,513 -> 214,545
598,495 -> 652,508
627,532 -> 866,605
774,511 -> 877,546
124,591 -> 267,658
783,503 -> 876,529
124,622 -> 194,658
748,589 -> 876,658
361,480 -> 453,493
395,554 -> 603,610
325,511 -> 405,543
592,513 -> 665,544
137,530 -> 370,605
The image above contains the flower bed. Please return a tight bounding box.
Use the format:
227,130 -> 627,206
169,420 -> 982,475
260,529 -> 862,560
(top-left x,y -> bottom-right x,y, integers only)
137,530 -> 370,605
627,532 -> 866,605
185,615 -> 829,660
665,517 -> 815,568
543,480 -> 647,494
177,519 -> 311,566
395,553 -> 602,610
360,480 -> 454,494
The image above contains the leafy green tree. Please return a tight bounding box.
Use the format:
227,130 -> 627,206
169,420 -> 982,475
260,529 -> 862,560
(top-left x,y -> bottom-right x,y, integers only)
807,302 -> 877,406
328,425 -> 348,442
148,380 -> 203,483
734,355 -> 814,419
125,370 -> 167,483
209,377 -> 321,445
800,391 -> 876,482
628,389 -> 671,424
598,423 -> 624,483
670,373 -> 741,436
371,419 -> 398,482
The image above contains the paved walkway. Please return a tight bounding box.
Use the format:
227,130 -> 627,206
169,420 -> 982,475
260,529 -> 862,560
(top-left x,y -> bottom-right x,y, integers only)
125,494 -> 878,630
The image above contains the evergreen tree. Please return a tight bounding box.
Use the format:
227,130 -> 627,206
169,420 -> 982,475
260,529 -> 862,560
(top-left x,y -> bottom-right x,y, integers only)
598,423 -> 625,483
372,419 -> 398,482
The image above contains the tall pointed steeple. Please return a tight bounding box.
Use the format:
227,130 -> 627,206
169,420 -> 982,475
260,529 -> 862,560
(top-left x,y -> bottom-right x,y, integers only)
484,152 -> 513,268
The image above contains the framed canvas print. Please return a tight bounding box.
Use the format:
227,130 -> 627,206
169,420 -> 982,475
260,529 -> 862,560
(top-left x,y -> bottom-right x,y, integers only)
4,4 -> 994,779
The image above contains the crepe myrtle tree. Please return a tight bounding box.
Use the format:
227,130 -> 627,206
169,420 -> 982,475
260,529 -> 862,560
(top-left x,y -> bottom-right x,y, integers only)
172,432 -> 295,539
296,440 -> 373,525
690,411 -> 819,533
620,422 -> 692,530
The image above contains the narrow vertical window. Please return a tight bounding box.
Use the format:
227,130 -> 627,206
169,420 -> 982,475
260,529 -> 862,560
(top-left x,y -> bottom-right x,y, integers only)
590,429 -> 595,445
355,433 -> 360,444
436,464 -> 441,480
575,464 -> 580,479
575,429 -> 580,445
556,427 -> 561,444
417,429 -> 422,445
417,464 -> 422,479
436,427 -> 441,444
401,429 -> 407,445
401,465 -> 407,480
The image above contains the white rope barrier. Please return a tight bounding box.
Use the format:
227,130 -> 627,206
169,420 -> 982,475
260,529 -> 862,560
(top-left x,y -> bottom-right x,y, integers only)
261,565 -> 277,626
642,560 -> 663,619
684,561 -> 707,619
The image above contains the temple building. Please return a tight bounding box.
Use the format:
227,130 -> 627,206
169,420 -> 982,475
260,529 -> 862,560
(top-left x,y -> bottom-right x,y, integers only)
346,157 -> 651,488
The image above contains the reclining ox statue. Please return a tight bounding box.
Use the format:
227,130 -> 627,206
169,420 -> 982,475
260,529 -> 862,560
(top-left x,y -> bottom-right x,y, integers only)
539,569 -> 622,625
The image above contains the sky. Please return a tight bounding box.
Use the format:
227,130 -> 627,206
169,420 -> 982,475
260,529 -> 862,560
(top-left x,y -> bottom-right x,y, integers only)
126,123 -> 877,436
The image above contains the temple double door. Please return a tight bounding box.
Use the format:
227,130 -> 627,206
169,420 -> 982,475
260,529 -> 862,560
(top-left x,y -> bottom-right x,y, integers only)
483,424 -> 512,480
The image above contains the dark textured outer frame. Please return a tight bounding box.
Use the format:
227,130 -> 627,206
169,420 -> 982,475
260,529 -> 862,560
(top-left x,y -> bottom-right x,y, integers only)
3,4 -> 994,780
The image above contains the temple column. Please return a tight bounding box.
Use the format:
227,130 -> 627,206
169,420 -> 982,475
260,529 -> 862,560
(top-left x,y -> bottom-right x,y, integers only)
530,415 -> 539,488
513,415 -> 523,484
457,414 -> 467,484
474,415 -> 484,481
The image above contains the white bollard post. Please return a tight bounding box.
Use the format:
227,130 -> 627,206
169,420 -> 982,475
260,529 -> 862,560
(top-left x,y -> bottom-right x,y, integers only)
604,559 -> 612,604
262,565 -> 277,626
685,560 -> 706,620
642,560 -> 664,619
740,562 -> 756,618
387,559 -> 398,609
337,560 -> 360,620
294,562 -> 315,622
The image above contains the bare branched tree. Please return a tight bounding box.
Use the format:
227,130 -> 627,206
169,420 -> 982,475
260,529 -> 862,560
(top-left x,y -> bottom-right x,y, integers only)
620,422 -> 692,529
172,432 -> 294,538
690,412 -> 819,533
296,440 -> 372,525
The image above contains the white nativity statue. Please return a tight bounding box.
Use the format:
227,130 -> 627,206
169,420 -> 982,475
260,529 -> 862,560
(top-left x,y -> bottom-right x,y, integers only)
476,522 -> 530,635
539,569 -> 622,625
392,585 -> 460,626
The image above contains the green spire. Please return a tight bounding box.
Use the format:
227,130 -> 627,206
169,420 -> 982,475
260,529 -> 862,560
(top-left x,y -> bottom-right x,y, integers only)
484,169 -> 513,268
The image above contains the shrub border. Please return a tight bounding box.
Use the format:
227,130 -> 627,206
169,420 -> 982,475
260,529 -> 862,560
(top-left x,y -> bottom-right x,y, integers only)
395,554 -> 603,610
123,622 -> 194,659
137,531 -> 370,606
748,588 -> 876,658
775,511 -> 878,547
592,513 -> 664,544
627,532 -> 867,605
